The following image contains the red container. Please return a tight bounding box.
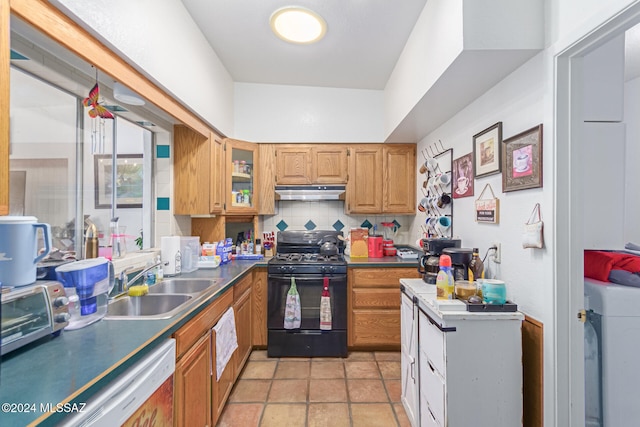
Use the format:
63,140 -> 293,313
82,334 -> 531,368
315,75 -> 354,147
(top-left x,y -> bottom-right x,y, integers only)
368,235 -> 384,258
384,247 -> 397,257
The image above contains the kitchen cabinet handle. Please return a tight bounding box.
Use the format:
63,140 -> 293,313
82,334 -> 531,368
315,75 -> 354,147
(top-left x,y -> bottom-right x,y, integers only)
420,308 -> 456,332
410,358 -> 415,380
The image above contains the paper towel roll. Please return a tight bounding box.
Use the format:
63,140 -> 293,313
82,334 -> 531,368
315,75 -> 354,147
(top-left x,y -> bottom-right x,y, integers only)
161,236 -> 181,276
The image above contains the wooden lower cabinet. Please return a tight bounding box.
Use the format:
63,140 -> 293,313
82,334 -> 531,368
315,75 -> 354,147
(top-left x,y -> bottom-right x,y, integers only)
348,267 -> 421,349
174,333 -> 212,427
212,328 -> 235,423
252,268 -> 268,347
233,286 -> 252,381
173,280 -> 258,427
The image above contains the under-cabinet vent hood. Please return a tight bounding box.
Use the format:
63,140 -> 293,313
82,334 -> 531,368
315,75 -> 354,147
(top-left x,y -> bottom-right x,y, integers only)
275,185 -> 345,201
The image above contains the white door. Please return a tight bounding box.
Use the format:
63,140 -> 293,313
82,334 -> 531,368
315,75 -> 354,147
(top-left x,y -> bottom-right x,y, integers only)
401,292 -> 418,427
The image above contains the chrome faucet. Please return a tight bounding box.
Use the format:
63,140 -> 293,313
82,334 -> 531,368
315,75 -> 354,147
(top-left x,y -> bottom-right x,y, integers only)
118,260 -> 164,292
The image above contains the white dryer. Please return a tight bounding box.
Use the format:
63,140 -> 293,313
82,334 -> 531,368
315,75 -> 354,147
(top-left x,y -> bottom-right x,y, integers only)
584,278 -> 640,427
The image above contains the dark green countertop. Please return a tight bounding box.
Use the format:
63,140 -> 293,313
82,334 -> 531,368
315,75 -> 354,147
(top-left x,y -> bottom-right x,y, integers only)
0,255 -> 415,426
0,260 -> 258,427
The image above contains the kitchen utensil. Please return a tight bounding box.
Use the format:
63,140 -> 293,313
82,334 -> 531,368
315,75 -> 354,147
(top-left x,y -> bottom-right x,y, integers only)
319,235 -> 339,256
418,238 -> 461,284
55,257 -> 114,330
0,216 -> 52,287
443,247 -> 473,281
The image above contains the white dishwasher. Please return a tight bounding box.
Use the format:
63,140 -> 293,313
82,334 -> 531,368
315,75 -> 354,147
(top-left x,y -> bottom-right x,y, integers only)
60,338 -> 175,427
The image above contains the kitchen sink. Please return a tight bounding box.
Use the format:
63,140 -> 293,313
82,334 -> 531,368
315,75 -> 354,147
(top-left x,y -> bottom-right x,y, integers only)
147,279 -> 221,295
105,294 -> 193,320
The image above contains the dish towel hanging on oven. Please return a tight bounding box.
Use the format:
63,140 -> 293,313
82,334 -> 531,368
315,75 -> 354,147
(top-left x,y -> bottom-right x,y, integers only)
320,277 -> 332,330
214,307 -> 238,380
284,276 -> 301,329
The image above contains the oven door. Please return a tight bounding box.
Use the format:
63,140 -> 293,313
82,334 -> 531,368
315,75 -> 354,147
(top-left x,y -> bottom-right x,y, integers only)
267,274 -> 346,331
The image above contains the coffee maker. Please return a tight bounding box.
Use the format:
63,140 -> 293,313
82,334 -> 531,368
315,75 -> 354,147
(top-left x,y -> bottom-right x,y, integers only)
418,238 -> 461,284
442,247 -> 474,281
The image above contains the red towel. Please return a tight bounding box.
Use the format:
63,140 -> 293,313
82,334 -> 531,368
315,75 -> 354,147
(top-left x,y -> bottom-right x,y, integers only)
584,251 -> 640,281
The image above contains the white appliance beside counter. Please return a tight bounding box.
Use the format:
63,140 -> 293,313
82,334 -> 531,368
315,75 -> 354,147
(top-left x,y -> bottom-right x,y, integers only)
400,278 -> 524,427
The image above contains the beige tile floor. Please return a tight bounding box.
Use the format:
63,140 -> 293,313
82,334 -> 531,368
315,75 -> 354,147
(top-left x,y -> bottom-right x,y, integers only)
217,350 -> 411,427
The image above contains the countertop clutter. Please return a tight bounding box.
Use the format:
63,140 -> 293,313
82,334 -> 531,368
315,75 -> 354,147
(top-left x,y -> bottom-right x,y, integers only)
0,260 -> 259,427
0,255 -> 417,426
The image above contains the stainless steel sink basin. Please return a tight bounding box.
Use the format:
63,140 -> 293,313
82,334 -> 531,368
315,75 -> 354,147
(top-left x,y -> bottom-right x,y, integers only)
147,279 -> 220,295
105,294 -> 193,320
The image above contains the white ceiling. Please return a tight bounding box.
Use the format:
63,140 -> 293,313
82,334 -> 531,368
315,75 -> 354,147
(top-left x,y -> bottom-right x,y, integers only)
181,0 -> 428,90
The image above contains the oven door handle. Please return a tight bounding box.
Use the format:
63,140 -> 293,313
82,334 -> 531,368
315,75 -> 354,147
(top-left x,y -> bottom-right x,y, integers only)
268,275 -> 346,281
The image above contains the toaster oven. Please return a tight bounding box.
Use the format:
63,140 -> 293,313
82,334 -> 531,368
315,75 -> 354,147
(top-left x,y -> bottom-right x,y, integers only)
1,281 -> 70,356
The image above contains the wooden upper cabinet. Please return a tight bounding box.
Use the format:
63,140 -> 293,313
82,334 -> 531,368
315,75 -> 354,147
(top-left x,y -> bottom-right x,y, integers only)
258,144 -> 276,215
225,138 -> 259,215
209,132 -> 225,214
346,146 -> 383,214
383,144 -> 416,214
174,125 -> 211,215
0,0 -> 9,215
275,147 -> 312,184
311,146 -> 348,184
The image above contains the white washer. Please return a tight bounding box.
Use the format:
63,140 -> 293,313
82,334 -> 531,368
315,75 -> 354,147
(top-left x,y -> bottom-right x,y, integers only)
584,278 -> 640,427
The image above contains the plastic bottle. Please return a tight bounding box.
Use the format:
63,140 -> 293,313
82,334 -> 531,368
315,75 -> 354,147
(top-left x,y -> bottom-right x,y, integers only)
436,254 -> 455,300
155,255 -> 164,283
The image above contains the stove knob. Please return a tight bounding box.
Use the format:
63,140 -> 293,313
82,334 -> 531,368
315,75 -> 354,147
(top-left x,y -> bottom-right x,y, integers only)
288,266 -> 296,273
53,296 -> 69,308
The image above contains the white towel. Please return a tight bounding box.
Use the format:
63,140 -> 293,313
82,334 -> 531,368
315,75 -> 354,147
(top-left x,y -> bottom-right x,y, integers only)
213,307 -> 238,381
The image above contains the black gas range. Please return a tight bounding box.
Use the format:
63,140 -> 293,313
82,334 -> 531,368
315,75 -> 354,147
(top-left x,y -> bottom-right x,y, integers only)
267,230 -> 347,358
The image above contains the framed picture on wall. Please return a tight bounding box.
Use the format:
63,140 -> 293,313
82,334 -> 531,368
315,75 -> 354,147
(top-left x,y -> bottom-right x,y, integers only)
473,122 -> 502,178
94,154 -> 144,208
452,152 -> 474,199
501,124 -> 543,192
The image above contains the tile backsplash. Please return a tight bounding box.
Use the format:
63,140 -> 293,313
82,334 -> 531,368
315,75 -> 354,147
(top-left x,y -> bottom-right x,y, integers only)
259,200 -> 414,244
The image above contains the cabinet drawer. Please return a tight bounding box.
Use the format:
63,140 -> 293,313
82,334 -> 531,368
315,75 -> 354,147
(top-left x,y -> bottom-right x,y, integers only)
233,273 -> 252,302
421,358 -> 445,427
174,289 -> 233,359
352,288 -> 400,309
419,310 -> 445,377
351,310 -> 400,347
351,268 -> 419,288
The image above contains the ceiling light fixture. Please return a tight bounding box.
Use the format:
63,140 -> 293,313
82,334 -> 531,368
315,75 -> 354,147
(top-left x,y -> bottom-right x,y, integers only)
113,82 -> 145,106
270,6 -> 327,44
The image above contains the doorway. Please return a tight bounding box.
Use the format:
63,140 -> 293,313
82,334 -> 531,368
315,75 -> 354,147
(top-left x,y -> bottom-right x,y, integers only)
555,3 -> 640,425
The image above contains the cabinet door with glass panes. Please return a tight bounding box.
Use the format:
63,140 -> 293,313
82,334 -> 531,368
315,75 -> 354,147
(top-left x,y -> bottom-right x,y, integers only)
224,139 -> 259,215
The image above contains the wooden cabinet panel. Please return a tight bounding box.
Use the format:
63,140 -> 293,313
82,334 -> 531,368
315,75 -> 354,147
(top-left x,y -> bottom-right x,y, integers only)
351,310 -> 401,347
275,147 -> 312,184
174,290 -> 233,359
351,267 -> 420,288
383,145 -> 416,213
352,288 -> 401,309
233,288 -> 252,381
252,268 -> 268,347
311,146 -> 348,184
174,125 -> 210,215
174,333 -> 212,427
212,328 -> 235,423
258,144 -> 276,215
349,267 -> 419,349
225,138 -> 259,215
209,133 -> 225,213
346,146 -> 383,213
233,273 -> 252,302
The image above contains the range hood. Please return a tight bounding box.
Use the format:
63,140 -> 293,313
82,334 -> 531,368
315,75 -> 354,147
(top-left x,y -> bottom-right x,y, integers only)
275,185 -> 346,201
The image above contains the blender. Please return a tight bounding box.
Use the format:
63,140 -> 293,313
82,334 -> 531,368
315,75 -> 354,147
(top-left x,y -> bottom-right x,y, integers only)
55,258 -> 114,330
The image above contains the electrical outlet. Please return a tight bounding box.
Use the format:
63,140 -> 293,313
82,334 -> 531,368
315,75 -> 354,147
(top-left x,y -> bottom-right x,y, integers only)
492,242 -> 501,263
